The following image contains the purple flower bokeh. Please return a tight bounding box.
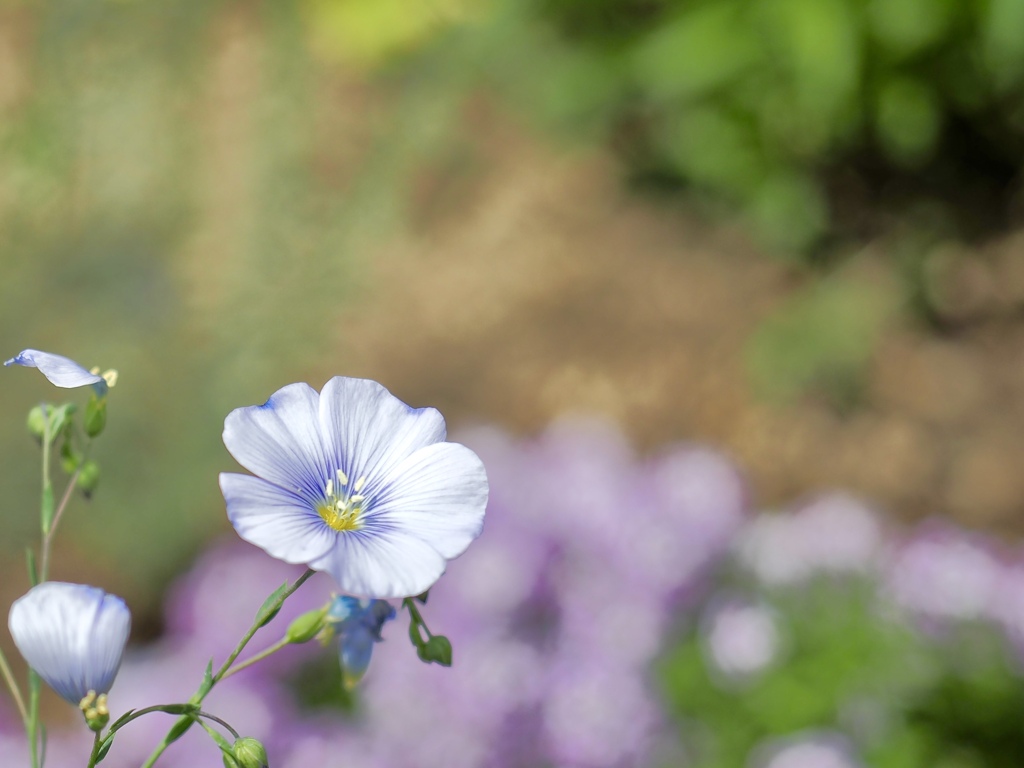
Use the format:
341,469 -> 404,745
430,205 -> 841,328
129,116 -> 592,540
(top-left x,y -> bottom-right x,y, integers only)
13,420 -> 1024,768
6,420 -> 746,768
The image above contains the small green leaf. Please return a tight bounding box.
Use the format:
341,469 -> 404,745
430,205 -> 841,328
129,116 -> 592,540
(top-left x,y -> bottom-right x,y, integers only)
166,714 -> 196,744
95,734 -> 113,763
254,582 -> 289,628
107,709 -> 137,733
197,660 -> 214,698
415,590 -> 430,604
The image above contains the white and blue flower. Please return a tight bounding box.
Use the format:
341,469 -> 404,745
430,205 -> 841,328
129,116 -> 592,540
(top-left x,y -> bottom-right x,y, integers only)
324,596 -> 396,688
219,377 -> 488,598
5,349 -> 114,396
8,582 -> 131,705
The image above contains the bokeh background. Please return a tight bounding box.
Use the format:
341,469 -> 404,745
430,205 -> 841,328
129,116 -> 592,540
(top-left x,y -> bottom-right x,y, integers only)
2,1 -> 1024,766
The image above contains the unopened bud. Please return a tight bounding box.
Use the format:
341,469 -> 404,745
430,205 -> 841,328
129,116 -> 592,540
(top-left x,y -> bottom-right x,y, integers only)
79,690 -> 109,732
286,608 -> 326,644
78,461 -> 100,497
231,737 -> 269,768
84,395 -> 106,438
417,635 -> 453,667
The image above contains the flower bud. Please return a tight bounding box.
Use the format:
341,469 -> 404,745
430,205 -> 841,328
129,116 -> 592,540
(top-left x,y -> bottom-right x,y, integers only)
417,635 -> 452,667
78,461 -> 100,497
285,608 -> 325,644
231,737 -> 269,768
84,395 -> 106,438
26,406 -> 47,440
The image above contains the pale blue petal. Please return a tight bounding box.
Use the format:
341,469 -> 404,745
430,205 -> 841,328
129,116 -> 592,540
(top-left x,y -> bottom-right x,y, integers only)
221,473 -> 337,564
8,583 -> 130,704
5,349 -> 106,392
309,528 -> 447,598
370,442 -> 488,559
317,377 -> 446,496
339,626 -> 375,687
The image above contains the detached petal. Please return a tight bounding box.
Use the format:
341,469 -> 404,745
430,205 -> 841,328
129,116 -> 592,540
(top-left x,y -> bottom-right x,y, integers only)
318,377 -> 446,490
9,583 -> 130,704
221,473 -> 337,564
371,441 -> 488,560
5,349 -> 106,392
223,383 -> 333,498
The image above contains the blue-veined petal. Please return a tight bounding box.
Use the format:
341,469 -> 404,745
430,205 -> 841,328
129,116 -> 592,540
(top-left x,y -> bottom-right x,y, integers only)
8,583 -> 130,705
222,382 -> 333,498
310,528 -> 447,598
221,376 -> 487,598
371,441 -> 488,559
317,377 -> 446,490
5,349 -> 106,393
220,473 -> 337,564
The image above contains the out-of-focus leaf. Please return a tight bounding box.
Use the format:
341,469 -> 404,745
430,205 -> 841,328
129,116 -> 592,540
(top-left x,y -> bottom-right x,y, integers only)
632,2 -> 760,102
745,270 -> 897,403
876,77 -> 941,166
868,0 -> 955,58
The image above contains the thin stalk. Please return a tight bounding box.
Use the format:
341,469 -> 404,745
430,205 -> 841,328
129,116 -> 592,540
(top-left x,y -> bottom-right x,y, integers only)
0,645 -> 28,725
139,569 -> 314,768
27,670 -> 40,768
86,730 -> 102,768
220,637 -> 289,682
39,459 -> 84,582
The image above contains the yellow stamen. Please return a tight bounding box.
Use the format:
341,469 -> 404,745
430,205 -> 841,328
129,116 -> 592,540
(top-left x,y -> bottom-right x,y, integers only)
318,469 -> 365,531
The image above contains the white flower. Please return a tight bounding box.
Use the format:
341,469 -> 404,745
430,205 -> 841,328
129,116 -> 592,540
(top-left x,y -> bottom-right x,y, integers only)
220,377 -> 488,598
9,583 -> 131,704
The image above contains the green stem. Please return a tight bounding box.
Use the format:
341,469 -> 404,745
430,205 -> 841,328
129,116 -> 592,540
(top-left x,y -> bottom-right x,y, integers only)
0,645 -> 28,726
27,670 -> 40,768
39,457 -> 85,583
220,637 -> 289,682
403,598 -> 432,639
86,730 -> 102,768
139,569 -> 314,768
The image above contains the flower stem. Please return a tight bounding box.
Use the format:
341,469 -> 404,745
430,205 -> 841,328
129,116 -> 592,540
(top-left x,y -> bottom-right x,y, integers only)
39,456 -> 86,583
86,730 -> 102,768
139,569 -> 314,768
0,645 -> 28,726
220,637 -> 290,682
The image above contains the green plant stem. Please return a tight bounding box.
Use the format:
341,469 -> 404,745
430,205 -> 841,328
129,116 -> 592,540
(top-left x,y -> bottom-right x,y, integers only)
27,670 -> 40,768
86,730 -> 102,768
0,645 -> 28,726
39,454 -> 87,582
220,637 -> 290,682
139,569 -> 314,768
403,598 -> 432,639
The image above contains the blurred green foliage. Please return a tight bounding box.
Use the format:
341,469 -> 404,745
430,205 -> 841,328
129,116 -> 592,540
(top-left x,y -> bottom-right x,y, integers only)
745,268 -> 897,406
0,0 -> 460,615
512,0 -> 1024,252
659,582 -> 1024,768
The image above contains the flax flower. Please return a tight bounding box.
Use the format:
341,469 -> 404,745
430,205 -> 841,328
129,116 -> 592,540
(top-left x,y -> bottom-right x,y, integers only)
8,582 -> 130,704
220,377 -> 488,598
5,349 -> 114,395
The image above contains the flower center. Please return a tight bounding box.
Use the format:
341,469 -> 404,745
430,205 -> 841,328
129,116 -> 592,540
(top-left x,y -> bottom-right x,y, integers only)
317,470 -> 366,532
